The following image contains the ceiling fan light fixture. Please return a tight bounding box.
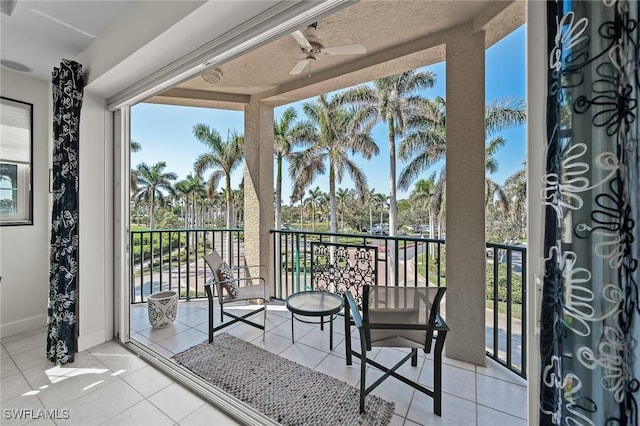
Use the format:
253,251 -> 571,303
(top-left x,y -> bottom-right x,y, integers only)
201,68 -> 223,84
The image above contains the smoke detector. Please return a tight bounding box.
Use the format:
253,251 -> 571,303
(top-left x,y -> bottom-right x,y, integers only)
201,68 -> 223,84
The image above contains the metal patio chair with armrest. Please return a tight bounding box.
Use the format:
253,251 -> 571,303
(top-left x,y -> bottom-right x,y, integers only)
344,285 -> 448,415
203,250 -> 268,343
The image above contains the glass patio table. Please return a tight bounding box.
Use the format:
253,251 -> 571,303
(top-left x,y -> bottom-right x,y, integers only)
286,290 -> 344,350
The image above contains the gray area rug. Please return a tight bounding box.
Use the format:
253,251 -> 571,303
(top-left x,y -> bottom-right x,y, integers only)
174,333 -> 395,425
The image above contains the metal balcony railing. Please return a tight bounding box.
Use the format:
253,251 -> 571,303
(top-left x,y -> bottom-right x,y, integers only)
485,242 -> 527,378
130,228 -> 243,303
129,228 -> 526,379
270,229 -> 445,300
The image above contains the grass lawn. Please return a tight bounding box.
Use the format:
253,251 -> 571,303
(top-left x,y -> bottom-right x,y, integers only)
486,299 -> 522,320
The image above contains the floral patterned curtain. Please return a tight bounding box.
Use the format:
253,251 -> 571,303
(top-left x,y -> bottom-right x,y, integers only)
47,60 -> 84,365
541,1 -> 640,424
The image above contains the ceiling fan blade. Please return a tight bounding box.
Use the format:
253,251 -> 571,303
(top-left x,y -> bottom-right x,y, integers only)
291,30 -> 312,49
289,59 -> 310,75
322,44 -> 367,56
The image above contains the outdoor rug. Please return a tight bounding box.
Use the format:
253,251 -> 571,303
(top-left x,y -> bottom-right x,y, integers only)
173,333 -> 395,425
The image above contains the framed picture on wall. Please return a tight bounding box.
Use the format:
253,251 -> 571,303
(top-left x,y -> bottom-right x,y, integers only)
0,96 -> 33,226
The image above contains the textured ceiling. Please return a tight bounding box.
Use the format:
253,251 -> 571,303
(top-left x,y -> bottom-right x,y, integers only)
149,0 -> 525,110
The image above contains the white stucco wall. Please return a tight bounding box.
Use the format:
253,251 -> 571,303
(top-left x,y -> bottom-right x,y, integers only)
0,69 -> 50,337
0,69 -> 113,350
77,90 -> 113,351
527,1 -> 546,423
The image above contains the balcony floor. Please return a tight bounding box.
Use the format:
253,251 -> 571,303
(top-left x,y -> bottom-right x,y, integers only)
132,299 -> 528,426
1,300 -> 527,425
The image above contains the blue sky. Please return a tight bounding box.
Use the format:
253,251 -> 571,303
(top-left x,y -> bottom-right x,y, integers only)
131,25 -> 525,202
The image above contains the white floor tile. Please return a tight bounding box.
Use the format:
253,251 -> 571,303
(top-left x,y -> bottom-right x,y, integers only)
102,399 -> 174,426
1,356 -> 19,378
122,365 -> 173,397
367,368 -> 415,418
94,352 -> 149,376
477,404 -> 527,426
10,346 -> 51,372
176,309 -> 209,327
2,331 -> 46,356
406,390 -> 476,425
178,402 -> 242,426
249,331 -> 292,355
155,328 -> 208,354
314,353 -> 361,387
2,307 -> 530,426
148,383 -> 205,422
278,341 -> 328,369
136,321 -> 191,342
1,372 -> 33,403
55,379 -> 143,425
476,374 -> 527,419
33,363 -> 117,409
1,394 -> 47,426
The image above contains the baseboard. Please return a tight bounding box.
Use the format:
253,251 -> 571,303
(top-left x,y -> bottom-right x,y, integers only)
0,314 -> 47,338
78,329 -> 108,352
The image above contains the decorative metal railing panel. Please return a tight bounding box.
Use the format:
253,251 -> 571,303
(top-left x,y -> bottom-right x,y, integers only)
310,241 -> 378,308
270,229 -> 446,301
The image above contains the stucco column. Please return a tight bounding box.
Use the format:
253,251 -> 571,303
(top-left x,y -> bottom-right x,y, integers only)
445,28 -> 486,365
243,98 -> 274,294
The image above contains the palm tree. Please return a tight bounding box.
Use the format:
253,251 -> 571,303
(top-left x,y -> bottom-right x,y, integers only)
193,125 -> 244,228
175,174 -> 206,228
398,96 -> 526,190
130,141 -> 142,198
304,186 -> 323,232
410,173 -> 437,239
339,70 -> 436,236
133,162 -> 177,229
289,94 -> 379,236
362,188 -> 376,231
373,192 -> 388,229
274,107 -> 314,230
292,190 -> 305,228
336,187 -> 350,231
504,162 -> 527,236
130,139 -> 142,153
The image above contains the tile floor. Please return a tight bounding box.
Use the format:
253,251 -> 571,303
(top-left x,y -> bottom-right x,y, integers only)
1,300 -> 528,425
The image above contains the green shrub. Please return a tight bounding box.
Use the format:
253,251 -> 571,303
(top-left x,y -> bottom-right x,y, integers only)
485,263 -> 522,304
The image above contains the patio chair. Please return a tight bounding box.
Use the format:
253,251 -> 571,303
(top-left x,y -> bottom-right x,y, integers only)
344,285 -> 448,415
203,250 -> 268,343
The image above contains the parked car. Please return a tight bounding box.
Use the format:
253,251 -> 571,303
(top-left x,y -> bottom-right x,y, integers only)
369,223 -> 389,235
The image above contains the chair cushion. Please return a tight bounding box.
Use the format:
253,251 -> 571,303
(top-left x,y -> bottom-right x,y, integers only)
218,262 -> 238,297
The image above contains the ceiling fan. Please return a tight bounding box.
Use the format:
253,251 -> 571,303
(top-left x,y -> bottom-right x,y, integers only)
289,22 -> 366,75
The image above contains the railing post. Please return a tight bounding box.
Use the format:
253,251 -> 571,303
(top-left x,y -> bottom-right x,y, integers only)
186,230 -> 190,301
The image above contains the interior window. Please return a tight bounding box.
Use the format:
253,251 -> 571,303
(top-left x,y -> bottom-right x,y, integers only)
0,97 -> 33,225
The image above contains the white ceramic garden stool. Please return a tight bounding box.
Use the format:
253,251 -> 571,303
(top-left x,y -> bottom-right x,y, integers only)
148,291 -> 178,328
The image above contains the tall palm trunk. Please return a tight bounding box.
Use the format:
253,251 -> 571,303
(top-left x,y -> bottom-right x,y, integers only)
388,118 -> 397,236
369,204 -> 373,229
329,167 -> 337,233
225,177 -> 234,229
275,156 -> 282,230
329,165 -> 337,242
150,191 -> 156,229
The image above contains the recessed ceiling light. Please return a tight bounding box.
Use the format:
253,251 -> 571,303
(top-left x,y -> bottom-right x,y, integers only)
0,60 -> 32,73
201,68 -> 223,84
